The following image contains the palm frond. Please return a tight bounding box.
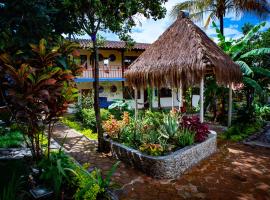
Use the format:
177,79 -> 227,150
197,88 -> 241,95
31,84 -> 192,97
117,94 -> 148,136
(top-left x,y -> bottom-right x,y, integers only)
243,77 -> 262,93
251,67 -> 270,78
231,22 -> 266,59
235,60 -> 253,76
240,48 -> 270,58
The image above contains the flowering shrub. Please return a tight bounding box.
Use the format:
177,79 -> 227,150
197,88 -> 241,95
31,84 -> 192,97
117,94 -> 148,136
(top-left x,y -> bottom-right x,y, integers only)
181,116 -> 209,142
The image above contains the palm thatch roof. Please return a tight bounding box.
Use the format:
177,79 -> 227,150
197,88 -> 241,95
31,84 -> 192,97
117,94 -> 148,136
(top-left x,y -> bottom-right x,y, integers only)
125,12 -> 242,89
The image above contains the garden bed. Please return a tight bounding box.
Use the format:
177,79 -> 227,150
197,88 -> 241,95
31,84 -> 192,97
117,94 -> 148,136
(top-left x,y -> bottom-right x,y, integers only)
104,131 -> 217,179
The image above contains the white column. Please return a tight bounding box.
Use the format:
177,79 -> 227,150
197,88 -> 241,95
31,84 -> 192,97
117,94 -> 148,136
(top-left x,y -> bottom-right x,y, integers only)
200,77 -> 204,123
179,82 -> 183,109
134,87 -> 138,120
78,90 -> 82,107
228,83 -> 233,127
171,88 -> 175,110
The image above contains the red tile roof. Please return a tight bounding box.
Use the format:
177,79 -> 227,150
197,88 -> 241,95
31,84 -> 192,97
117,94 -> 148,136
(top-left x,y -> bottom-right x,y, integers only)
74,39 -> 149,50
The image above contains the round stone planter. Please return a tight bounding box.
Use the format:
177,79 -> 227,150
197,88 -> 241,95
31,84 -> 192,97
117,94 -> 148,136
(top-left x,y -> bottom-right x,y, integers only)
104,131 -> 217,179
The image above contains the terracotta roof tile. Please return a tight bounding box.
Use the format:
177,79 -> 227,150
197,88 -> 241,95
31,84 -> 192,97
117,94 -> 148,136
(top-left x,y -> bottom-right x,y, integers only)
73,39 -> 149,50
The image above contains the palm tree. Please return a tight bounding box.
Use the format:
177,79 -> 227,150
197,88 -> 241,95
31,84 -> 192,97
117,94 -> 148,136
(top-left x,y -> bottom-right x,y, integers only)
171,0 -> 269,35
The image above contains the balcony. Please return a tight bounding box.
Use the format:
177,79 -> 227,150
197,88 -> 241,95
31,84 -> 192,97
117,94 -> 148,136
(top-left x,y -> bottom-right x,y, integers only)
76,65 -> 126,82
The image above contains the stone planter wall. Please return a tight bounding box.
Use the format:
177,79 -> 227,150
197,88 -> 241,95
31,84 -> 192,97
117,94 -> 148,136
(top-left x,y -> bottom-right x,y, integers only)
0,148 -> 32,160
104,131 -> 217,179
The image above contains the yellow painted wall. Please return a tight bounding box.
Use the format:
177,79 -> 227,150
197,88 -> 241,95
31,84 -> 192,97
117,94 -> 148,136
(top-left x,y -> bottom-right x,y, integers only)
78,48 -> 143,69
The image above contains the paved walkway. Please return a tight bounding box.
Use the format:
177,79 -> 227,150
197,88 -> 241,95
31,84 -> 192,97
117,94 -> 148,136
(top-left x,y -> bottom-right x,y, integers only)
53,124 -> 270,200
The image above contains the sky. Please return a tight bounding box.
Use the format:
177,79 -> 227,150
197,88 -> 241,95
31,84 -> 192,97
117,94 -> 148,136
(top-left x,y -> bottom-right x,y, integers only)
78,0 -> 270,43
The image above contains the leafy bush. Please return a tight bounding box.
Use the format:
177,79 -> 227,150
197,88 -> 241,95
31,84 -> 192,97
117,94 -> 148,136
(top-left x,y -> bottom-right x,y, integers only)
108,100 -> 131,119
38,150 -> 77,197
177,129 -> 195,147
74,161 -> 120,200
223,120 -> 263,141
181,116 -> 209,142
255,104 -> 270,120
139,143 -> 164,156
0,129 -> 24,148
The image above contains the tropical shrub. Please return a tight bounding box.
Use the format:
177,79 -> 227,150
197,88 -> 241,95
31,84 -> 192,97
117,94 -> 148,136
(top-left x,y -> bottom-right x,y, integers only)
177,129 -> 195,147
104,111 -> 208,156
181,116 -> 209,142
254,104 -> 270,121
139,143 -> 164,156
0,39 -> 81,160
38,150 -> 77,197
74,161 -> 120,200
75,108 -> 110,131
222,120 -> 263,141
108,99 -> 131,119
0,128 -> 24,148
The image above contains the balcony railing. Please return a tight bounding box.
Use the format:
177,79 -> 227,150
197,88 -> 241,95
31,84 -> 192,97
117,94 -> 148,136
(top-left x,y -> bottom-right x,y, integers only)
80,65 -> 125,79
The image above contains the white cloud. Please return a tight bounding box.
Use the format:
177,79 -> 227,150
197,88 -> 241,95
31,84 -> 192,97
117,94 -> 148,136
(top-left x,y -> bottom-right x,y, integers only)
129,0 -> 182,43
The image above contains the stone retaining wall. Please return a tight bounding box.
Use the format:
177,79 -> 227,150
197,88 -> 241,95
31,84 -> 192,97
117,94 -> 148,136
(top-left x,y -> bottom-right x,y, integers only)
104,131 -> 217,179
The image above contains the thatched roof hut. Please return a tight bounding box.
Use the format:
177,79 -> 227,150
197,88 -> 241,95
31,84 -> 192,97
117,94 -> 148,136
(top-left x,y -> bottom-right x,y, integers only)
125,12 -> 242,89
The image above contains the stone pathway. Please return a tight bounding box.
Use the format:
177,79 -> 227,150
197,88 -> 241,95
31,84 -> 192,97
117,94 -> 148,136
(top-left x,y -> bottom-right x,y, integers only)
53,124 -> 270,200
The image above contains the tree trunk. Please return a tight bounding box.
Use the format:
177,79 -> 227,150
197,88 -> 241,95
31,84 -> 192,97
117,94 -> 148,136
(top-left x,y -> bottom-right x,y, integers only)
219,15 -> 224,35
92,36 -> 104,152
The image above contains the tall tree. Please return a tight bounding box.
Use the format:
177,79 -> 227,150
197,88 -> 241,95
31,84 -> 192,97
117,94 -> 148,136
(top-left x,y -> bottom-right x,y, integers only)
73,0 -> 167,151
171,0 -> 269,35
0,0 -> 80,53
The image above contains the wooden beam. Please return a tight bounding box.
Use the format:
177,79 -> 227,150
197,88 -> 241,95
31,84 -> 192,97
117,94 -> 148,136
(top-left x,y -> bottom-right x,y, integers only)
200,77 -> 204,123
179,82 -> 183,110
228,83 -> 233,127
171,88 -> 175,110
135,88 -> 138,120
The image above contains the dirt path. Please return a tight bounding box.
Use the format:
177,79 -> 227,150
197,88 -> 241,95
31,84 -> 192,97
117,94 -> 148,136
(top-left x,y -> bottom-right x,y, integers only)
53,124 -> 270,200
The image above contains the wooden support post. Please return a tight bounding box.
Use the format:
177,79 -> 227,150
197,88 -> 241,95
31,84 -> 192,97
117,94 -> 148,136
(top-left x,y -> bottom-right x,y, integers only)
135,87 -> 138,120
200,77 -> 204,123
179,82 -> 183,110
228,83 -> 233,127
78,90 -> 82,107
171,88 -> 175,110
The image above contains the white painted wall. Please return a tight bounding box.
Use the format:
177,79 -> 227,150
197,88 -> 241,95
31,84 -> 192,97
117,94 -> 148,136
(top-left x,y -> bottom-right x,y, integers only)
192,95 -> 200,108
152,89 -> 180,108
76,81 -> 144,109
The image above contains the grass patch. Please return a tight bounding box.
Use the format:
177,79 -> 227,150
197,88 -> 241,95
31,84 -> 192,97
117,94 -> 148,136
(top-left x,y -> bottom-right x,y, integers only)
61,117 -> 97,140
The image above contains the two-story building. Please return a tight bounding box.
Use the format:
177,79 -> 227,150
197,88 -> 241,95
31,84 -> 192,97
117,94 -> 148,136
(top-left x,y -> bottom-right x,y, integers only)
74,39 -> 190,109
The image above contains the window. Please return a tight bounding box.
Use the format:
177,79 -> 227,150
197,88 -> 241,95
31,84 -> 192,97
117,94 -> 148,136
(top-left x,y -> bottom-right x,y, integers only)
80,55 -> 87,64
99,86 -> 104,93
124,56 -> 138,68
110,85 -> 117,93
123,86 -> 140,99
156,88 -> 172,98
109,54 -> 116,62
